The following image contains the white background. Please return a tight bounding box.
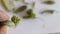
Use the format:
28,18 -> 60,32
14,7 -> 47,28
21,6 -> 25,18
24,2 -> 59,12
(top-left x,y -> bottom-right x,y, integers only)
0,0 -> 60,34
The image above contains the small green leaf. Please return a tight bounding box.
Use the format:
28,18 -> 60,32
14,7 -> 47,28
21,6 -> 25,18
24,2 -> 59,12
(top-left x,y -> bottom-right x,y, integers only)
40,10 -> 54,14
14,6 -> 27,13
43,0 -> 54,4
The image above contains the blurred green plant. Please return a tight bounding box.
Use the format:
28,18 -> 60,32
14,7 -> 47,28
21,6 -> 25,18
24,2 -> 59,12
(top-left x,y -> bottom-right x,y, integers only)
11,16 -> 20,26
23,9 -> 35,19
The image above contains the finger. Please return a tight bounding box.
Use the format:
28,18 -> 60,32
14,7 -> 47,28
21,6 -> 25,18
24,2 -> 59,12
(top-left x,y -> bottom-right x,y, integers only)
0,25 -> 8,34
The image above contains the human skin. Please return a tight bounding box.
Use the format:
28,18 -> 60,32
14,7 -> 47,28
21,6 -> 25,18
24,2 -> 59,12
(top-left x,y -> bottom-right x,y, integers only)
0,10 -> 9,34
0,10 -> 9,22
0,25 -> 8,34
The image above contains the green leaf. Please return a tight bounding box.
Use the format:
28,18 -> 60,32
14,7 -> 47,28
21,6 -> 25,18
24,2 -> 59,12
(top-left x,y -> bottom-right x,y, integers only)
1,0 -> 10,11
43,0 -> 54,4
3,20 -> 15,27
23,16 -> 31,19
40,10 -> 54,14
14,6 -> 27,13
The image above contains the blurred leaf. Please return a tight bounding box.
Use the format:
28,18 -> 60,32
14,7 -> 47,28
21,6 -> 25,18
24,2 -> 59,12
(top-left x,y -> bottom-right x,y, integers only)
3,20 -> 15,27
14,5 -> 27,13
23,16 -> 31,19
43,0 -> 54,4
40,10 -> 54,14
1,0 -> 10,11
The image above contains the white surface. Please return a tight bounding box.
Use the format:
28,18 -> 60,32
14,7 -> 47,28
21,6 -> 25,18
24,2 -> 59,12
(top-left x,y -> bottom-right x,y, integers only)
0,0 -> 60,34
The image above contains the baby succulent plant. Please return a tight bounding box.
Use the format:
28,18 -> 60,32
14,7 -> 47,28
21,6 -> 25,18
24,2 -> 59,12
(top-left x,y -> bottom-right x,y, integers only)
23,9 -> 35,19
11,16 -> 20,26
3,16 -> 20,27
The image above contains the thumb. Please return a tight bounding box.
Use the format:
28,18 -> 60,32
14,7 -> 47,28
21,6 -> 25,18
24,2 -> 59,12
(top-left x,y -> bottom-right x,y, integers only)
0,25 -> 8,34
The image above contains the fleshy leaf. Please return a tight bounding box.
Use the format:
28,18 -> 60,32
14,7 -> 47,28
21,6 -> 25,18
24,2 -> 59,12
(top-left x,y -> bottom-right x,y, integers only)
40,10 -> 54,14
3,20 -> 15,27
43,0 -> 54,4
14,6 -> 27,13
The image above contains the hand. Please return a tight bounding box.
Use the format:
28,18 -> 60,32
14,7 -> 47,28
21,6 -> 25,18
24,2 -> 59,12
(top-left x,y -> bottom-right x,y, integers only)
0,25 -> 8,34
0,10 -> 9,34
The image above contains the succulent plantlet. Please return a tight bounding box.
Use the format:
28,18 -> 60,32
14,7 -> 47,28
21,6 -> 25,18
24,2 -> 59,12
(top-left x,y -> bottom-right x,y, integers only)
23,9 -> 35,19
27,9 -> 35,17
14,5 -> 27,13
11,16 -> 20,26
